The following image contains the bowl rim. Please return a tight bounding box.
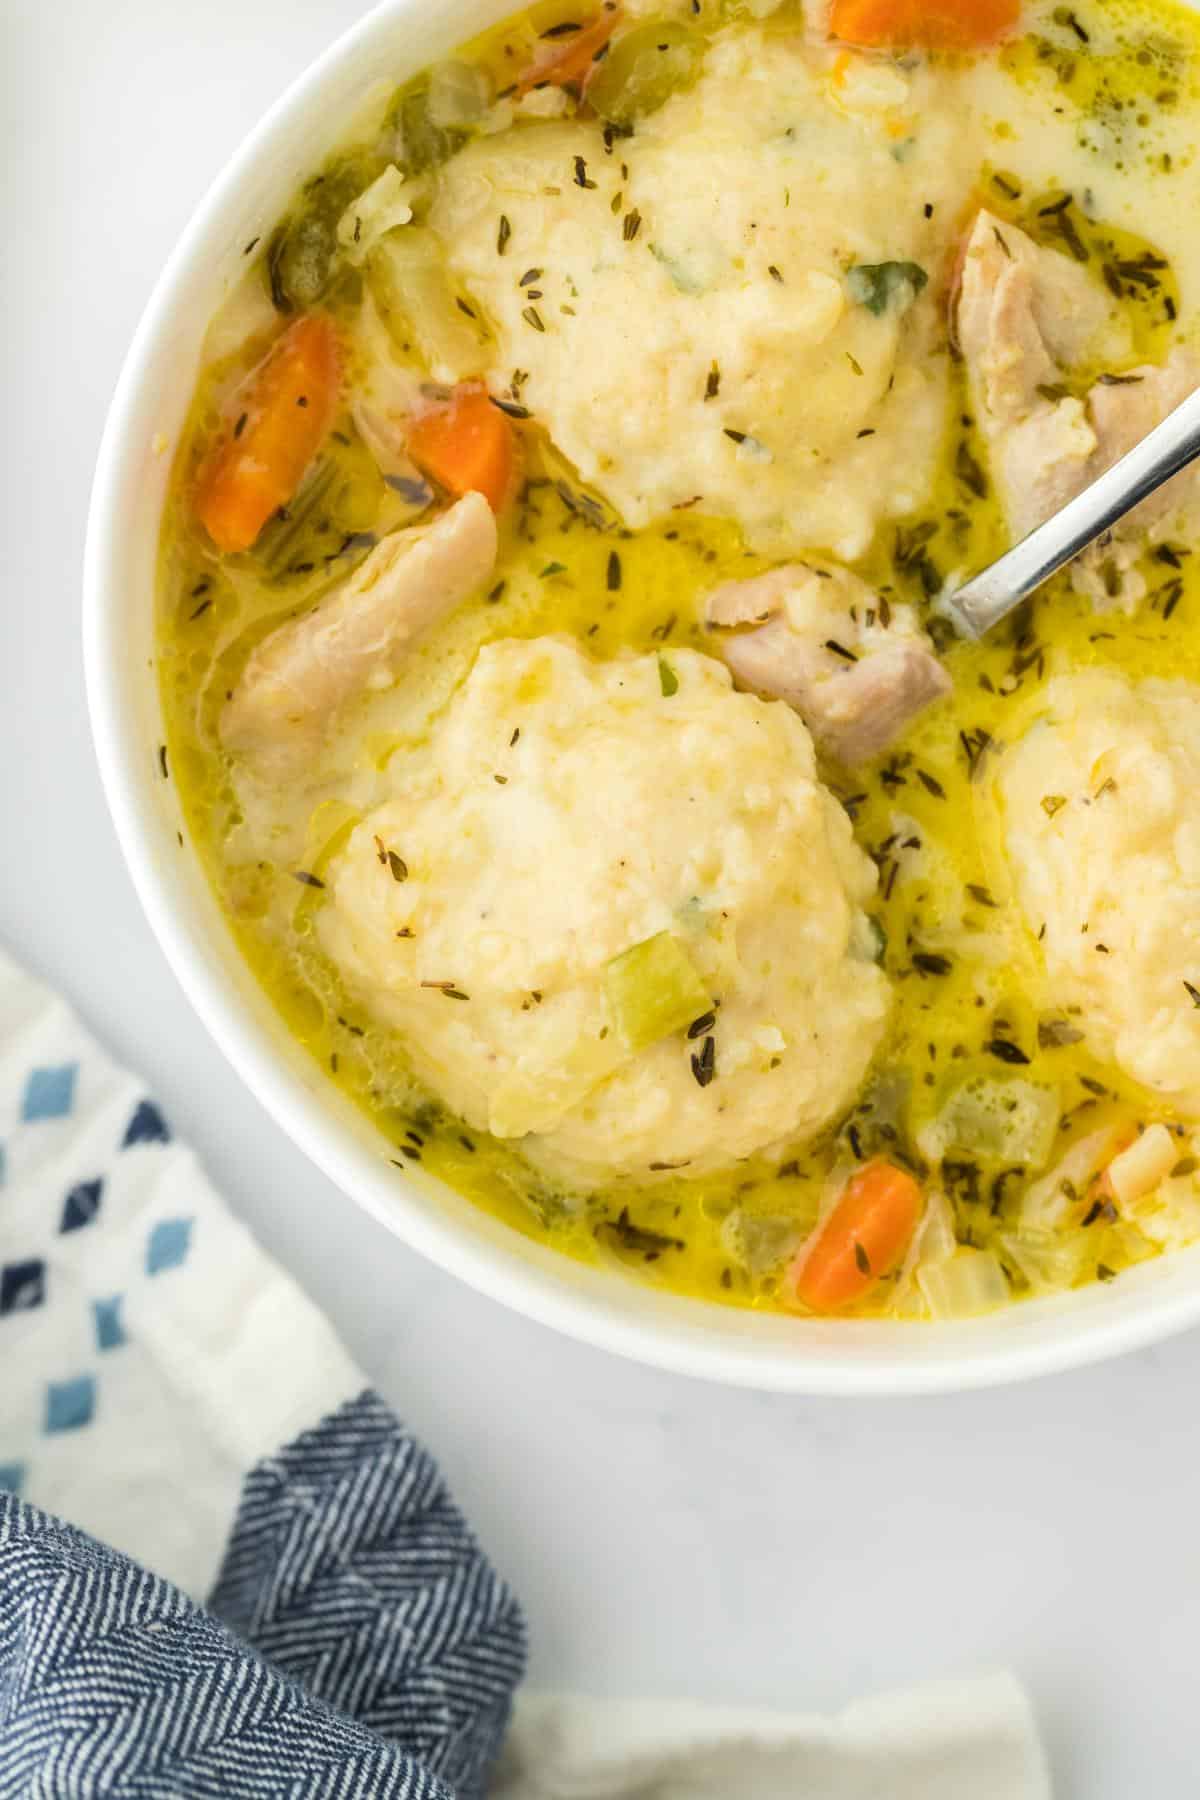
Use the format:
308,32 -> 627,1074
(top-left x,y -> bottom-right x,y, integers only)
82,0 -> 1200,1395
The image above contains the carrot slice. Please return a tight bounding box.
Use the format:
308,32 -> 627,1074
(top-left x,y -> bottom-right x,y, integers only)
829,0 -> 1019,51
196,314 -> 340,555
407,383 -> 516,513
793,1160 -> 922,1313
516,7 -> 622,99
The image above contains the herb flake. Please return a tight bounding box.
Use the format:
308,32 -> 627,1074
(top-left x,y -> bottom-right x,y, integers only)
690,1033 -> 716,1087
986,1038 -> 1031,1065
846,260 -> 928,317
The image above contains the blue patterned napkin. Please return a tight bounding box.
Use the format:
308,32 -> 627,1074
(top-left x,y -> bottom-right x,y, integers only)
0,948 -> 1052,1800
0,948 -> 524,1796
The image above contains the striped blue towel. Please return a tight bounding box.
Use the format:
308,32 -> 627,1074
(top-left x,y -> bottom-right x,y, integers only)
0,950 -> 524,1797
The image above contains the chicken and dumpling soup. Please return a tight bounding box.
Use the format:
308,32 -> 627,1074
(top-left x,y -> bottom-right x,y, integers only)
160,0 -> 1200,1321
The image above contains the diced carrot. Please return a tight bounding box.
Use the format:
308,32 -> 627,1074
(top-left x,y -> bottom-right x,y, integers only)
793,1160 -> 922,1313
407,383 -> 516,513
516,6 -> 622,99
196,314 -> 340,555
829,0 -> 1019,51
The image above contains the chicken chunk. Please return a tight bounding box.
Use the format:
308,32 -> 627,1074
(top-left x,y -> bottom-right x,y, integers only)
221,492 -> 498,773
1087,352 -> 1200,531
957,210 -> 1200,604
706,563 -> 950,766
957,209 -> 1124,429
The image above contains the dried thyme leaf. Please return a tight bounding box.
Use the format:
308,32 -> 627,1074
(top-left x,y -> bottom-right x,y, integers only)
690,1033 -> 716,1087
1038,1018 -> 1085,1048
598,1208 -> 686,1258
986,1038 -> 1031,1065
955,440 -> 988,499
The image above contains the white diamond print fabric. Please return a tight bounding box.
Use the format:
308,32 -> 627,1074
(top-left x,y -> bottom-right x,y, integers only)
0,948 -> 360,1598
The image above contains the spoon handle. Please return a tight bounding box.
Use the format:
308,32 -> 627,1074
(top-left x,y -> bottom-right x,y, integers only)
944,384 -> 1200,639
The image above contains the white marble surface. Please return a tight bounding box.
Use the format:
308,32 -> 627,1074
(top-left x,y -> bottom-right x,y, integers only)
4,1 -> 1198,1792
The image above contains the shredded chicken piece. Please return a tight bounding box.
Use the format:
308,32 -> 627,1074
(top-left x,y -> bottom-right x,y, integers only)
957,210 -> 1122,426
706,563 -> 950,766
957,210 -> 1199,606
222,492 -> 497,773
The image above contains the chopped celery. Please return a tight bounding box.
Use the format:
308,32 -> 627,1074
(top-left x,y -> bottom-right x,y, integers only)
1126,1176 -> 1200,1253
1092,1220 -> 1159,1277
605,932 -> 712,1053
918,1249 -> 1010,1320
588,22 -> 704,127
427,60 -> 492,130
252,459 -> 338,577
368,230 -> 489,383
918,1076 -> 1060,1170
842,1068 -> 912,1162
252,429 -> 389,583
394,84 -> 468,174
268,153 -> 381,311
1000,1228 -> 1091,1293
720,1210 -> 806,1277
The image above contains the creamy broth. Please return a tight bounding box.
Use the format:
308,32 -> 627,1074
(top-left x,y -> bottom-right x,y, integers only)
159,0 -> 1200,1320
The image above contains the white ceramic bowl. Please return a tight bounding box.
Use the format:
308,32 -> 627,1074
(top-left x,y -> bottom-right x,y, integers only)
84,0 -> 1200,1392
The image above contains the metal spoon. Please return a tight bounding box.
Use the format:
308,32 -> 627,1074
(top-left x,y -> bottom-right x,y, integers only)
943,383 -> 1200,639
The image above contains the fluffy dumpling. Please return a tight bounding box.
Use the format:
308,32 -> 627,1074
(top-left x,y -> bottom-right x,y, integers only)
430,31 -> 967,558
997,671 -> 1200,1108
321,637 -> 891,1187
